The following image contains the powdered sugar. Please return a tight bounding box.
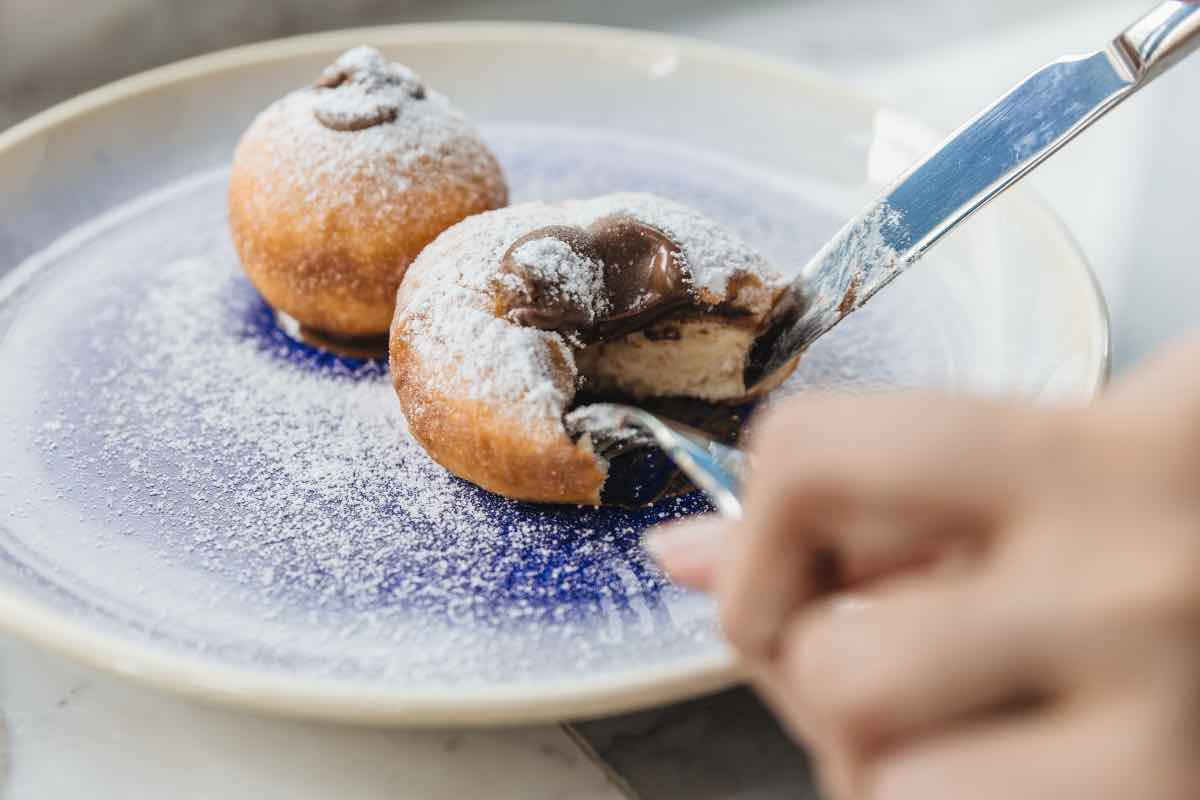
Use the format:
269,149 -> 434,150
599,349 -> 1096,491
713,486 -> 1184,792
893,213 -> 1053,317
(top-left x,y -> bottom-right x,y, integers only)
317,46 -> 424,96
800,200 -> 909,339
254,90 -> 467,201
510,236 -> 609,320
0,125 -> 951,690
403,299 -> 578,428
236,47 -> 495,212
2,237 -> 702,682
311,47 -> 425,131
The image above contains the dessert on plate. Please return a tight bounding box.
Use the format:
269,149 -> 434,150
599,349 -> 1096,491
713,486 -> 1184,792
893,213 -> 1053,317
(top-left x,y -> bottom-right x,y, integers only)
225,49 -> 797,505
389,193 -> 798,505
228,46 -> 508,340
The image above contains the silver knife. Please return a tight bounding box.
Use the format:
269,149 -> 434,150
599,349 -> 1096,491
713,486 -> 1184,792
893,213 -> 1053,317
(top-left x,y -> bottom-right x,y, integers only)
747,0 -> 1200,387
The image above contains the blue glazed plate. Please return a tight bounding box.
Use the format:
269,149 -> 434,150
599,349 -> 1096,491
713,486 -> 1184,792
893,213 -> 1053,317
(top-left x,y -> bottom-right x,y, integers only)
0,25 -> 1108,725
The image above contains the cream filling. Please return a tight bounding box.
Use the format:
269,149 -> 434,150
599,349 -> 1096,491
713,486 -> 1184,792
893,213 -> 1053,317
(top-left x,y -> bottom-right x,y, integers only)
574,318 -> 756,403
563,316 -> 760,492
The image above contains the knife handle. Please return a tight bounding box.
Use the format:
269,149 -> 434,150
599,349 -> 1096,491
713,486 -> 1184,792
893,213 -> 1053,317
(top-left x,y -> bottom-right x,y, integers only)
1115,1 -> 1200,84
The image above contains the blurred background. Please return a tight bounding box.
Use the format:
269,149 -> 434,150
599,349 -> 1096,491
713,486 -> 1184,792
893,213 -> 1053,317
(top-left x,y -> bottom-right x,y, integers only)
2,0 -> 1197,367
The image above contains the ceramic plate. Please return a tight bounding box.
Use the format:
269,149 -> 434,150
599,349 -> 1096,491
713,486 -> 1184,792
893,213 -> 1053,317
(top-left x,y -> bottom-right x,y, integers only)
0,24 -> 1108,725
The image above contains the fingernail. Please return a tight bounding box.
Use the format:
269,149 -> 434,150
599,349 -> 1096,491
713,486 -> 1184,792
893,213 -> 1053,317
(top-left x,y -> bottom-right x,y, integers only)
643,516 -> 726,559
645,517 -> 729,590
831,594 -> 873,616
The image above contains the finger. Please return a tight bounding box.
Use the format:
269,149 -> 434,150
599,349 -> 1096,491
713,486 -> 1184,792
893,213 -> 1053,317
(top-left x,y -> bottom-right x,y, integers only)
644,501 -> 971,594
720,393 -> 1037,660
771,570 -> 1049,757
869,698 -> 1190,800
1088,342 -> 1200,496
751,652 -> 860,800
798,510 -> 980,590
643,516 -> 727,590
872,709 -> 1073,800
1104,338 -> 1200,408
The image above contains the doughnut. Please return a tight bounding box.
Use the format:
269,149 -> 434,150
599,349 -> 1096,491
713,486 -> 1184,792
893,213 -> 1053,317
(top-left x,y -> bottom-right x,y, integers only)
389,193 -> 799,505
228,46 -> 508,339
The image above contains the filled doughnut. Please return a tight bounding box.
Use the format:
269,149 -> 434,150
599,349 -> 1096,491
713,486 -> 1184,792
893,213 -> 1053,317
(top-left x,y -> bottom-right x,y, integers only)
389,193 -> 799,505
228,46 -> 508,339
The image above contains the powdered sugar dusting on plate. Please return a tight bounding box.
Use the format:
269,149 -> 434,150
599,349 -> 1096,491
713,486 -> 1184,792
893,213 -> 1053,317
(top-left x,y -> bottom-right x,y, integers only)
3,246 -> 702,682
0,125 -> 951,688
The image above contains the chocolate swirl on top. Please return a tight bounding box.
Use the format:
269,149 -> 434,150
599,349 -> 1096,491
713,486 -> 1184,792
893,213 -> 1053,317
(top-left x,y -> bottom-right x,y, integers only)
311,46 -> 426,132
495,215 -> 694,342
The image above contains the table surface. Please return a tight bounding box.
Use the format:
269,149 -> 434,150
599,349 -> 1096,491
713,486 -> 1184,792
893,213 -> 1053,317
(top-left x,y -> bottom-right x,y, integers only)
3,0 -> 1198,796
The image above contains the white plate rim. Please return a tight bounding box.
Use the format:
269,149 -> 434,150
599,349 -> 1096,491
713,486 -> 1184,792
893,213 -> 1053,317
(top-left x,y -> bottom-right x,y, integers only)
0,21 -> 1110,726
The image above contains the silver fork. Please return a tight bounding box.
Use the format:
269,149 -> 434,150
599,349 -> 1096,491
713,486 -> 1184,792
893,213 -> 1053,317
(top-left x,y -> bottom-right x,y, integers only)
572,2 -> 1200,515
567,404 -> 747,518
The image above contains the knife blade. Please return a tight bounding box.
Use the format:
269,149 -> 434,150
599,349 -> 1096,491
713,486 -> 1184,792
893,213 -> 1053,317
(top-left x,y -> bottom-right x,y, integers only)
746,0 -> 1200,387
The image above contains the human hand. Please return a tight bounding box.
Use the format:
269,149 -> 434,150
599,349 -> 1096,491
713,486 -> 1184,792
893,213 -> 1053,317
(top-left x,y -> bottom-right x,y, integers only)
647,342 -> 1200,799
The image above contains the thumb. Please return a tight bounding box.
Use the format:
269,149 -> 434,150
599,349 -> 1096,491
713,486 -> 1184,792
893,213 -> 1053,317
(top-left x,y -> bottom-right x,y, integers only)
644,516 -> 729,590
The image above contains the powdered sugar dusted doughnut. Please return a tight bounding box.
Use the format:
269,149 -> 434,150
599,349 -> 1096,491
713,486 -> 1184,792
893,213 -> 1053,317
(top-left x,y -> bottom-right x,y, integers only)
390,193 -> 799,505
228,46 -> 508,338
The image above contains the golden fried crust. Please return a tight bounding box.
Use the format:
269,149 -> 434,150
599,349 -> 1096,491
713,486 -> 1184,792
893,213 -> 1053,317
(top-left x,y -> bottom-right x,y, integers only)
387,197 -> 799,506
389,322 -> 607,505
228,119 -> 507,337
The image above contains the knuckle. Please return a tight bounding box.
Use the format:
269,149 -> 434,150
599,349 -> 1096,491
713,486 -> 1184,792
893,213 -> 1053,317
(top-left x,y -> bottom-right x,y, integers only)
748,394 -> 860,460
741,452 -> 849,529
748,399 -> 812,463
1119,714 -> 1200,800
719,606 -> 795,666
1158,561 -> 1200,622
765,473 -> 846,517
716,573 -> 783,661
1104,541 -> 1200,628
1128,339 -> 1200,403
1148,546 -> 1200,620
780,610 -> 888,738
867,749 -> 927,800
1157,767 -> 1200,800
1038,406 -> 1094,460
1014,407 -> 1097,494
1150,338 -> 1200,378
718,596 -> 763,655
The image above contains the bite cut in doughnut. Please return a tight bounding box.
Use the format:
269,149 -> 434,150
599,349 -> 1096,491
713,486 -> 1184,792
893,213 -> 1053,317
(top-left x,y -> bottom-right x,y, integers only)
389,193 -> 799,505
228,46 -> 508,339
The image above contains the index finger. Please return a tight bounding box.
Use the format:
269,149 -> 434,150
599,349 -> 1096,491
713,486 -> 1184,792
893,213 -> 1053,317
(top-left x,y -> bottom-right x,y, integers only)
718,391 -> 1056,661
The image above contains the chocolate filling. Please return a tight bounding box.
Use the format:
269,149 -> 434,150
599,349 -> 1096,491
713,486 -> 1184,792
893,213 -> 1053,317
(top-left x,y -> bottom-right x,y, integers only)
496,215 -> 696,342
743,286 -> 809,389
495,216 -> 780,506
314,102 -> 399,132
311,54 -> 425,132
